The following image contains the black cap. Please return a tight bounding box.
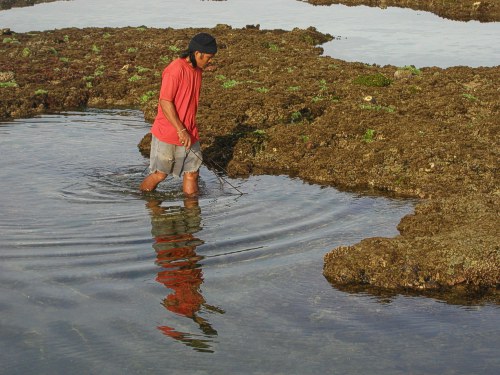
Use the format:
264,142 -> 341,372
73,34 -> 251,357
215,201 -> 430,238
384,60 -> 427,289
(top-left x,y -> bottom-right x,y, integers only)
188,33 -> 217,54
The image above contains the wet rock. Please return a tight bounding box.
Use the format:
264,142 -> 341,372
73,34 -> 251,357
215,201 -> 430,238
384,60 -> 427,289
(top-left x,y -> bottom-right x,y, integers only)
1,25 -> 498,299
0,71 -> 15,82
363,95 -> 376,104
324,193 -> 500,294
303,0 -> 500,22
394,69 -> 413,80
0,0 -> 60,11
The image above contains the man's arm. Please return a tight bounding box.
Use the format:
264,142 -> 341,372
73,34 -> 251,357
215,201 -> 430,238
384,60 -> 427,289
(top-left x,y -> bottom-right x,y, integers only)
160,99 -> 192,149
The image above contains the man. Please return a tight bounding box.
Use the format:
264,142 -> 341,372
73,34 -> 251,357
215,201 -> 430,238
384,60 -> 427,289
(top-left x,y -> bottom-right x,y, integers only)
140,32 -> 217,195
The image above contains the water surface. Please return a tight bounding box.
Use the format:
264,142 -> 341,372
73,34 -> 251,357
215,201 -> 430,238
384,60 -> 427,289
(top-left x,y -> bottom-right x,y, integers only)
0,0 -> 499,67
0,110 -> 499,374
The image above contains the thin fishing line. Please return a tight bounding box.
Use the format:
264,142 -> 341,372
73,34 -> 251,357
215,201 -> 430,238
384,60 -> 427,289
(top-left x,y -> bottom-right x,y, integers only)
141,146 -> 244,195
187,148 -> 244,195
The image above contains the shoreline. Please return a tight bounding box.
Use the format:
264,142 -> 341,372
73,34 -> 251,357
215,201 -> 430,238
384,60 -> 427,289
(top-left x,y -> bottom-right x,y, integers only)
0,0 -> 61,11
1,25 -> 498,303
303,0 -> 500,22
2,0 -> 499,22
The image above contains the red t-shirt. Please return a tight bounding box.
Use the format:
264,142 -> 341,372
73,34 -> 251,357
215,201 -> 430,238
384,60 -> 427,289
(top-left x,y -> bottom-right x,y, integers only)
151,58 -> 202,145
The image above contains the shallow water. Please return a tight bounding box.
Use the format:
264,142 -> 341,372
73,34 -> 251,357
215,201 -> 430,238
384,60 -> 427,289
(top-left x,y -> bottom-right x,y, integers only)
0,0 -> 499,67
1,110 -> 499,374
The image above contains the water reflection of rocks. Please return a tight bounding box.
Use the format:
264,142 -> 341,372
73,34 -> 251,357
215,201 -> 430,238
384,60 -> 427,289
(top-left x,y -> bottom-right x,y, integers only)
146,198 -> 225,353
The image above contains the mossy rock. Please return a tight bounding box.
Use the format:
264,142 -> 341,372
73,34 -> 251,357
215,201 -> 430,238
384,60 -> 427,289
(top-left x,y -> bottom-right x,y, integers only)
353,73 -> 392,87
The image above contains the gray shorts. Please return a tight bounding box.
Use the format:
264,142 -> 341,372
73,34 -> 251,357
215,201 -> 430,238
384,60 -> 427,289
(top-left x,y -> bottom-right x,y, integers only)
148,134 -> 203,178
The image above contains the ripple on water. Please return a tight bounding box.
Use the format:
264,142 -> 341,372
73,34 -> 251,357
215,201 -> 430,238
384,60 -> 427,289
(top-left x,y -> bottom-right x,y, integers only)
2,111 -> 497,375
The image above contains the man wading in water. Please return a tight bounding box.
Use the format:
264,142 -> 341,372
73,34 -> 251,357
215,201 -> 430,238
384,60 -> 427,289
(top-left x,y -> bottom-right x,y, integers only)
140,33 -> 217,195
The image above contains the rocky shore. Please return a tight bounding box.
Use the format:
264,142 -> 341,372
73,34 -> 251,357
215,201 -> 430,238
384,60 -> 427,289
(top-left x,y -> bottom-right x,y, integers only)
302,0 -> 500,22
3,0 -> 499,22
0,0 -> 61,11
0,21 -> 498,303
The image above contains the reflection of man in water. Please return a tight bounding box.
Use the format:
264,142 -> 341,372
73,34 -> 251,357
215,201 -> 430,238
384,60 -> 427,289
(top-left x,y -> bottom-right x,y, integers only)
146,197 -> 224,353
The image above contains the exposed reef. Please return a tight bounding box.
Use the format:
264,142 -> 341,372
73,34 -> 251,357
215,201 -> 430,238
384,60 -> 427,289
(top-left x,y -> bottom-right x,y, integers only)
0,24 -> 498,303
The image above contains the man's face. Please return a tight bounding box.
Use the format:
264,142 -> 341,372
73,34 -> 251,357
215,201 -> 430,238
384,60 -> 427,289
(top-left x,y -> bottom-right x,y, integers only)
195,52 -> 215,69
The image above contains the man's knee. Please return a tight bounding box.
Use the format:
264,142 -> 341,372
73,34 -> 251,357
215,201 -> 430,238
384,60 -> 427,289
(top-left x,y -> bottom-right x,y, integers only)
154,171 -> 168,180
140,171 -> 167,192
149,171 -> 168,185
184,171 -> 199,180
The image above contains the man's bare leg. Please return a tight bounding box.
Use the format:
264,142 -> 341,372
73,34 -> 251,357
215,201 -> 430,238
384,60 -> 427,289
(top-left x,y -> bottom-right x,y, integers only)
183,171 -> 199,197
140,171 -> 167,192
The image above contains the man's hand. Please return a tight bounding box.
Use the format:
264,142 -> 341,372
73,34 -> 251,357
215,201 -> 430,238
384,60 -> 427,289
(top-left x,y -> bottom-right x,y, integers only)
178,128 -> 192,149
159,99 -> 192,148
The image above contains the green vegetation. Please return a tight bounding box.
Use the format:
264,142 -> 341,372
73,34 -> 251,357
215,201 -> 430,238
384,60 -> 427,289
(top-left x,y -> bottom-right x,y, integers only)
262,41 -> 280,51
91,44 -> 101,54
59,57 -> 70,63
302,34 -> 316,45
136,66 -> 151,74
290,111 -> 302,123
63,35 -> 70,43
22,48 -> 31,58
128,74 -> 141,82
169,45 -> 181,53
127,47 -> 138,53
139,90 -> 156,104
354,73 -> 392,87
34,89 -> 48,95
318,79 -> 328,91
267,43 -> 280,52
462,93 -> 478,101
400,65 -> 421,75
222,79 -> 238,89
82,65 -> 105,87
311,79 -> 334,102
255,87 -> 269,93
216,75 -> 239,89
94,65 -> 105,76
3,37 -> 19,44
103,32 -> 111,39
248,128 -> 268,154
159,55 -> 170,64
362,129 -> 375,143
288,86 -> 300,91
0,81 -> 18,88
